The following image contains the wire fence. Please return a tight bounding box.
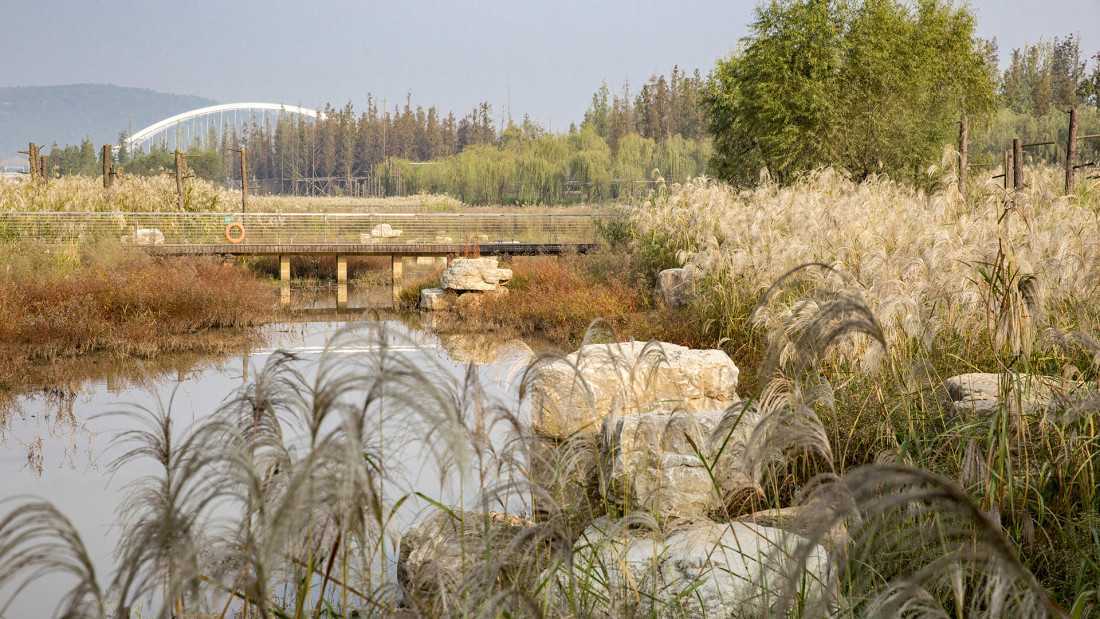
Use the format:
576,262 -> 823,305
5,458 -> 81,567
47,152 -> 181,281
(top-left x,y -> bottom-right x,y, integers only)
0,211 -> 605,246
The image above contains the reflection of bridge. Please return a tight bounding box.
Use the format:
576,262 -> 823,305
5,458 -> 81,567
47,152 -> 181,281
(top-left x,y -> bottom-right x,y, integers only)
0,211 -> 601,304
125,103 -> 321,153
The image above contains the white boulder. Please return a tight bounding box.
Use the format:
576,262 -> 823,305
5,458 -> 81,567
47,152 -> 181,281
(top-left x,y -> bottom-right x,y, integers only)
399,509 -> 536,615
419,288 -> 453,311
603,407 -> 760,519
133,228 -> 165,246
440,257 -> 513,292
370,223 -> 403,238
942,372 -> 1081,416
657,266 -> 697,308
541,517 -> 833,618
528,341 -> 740,439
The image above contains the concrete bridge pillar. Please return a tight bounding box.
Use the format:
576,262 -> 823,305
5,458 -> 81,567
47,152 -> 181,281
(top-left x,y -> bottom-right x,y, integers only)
391,255 -> 404,305
337,254 -> 348,310
279,255 -> 291,306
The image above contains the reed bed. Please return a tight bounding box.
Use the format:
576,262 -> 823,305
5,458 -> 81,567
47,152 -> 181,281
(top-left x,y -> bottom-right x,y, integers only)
624,161 -> 1100,606
0,175 -> 464,213
0,162 -> 1097,616
0,240 -> 273,391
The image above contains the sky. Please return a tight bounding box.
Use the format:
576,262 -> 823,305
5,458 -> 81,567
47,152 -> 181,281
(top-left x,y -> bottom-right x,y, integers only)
1,0 -> 1097,128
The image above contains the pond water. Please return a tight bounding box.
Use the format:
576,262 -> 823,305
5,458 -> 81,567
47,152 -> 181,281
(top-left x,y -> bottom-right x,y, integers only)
0,314 -> 537,616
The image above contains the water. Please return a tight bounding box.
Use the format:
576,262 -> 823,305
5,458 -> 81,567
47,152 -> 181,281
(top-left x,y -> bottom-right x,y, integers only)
0,318 -> 537,616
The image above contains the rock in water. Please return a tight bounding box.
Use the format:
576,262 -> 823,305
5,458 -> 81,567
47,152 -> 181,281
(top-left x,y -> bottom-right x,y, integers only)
528,341 -> 740,438
603,407 -> 760,519
656,266 -> 697,308
541,517 -> 833,618
398,509 -> 538,615
440,257 -> 513,292
419,287 -> 452,311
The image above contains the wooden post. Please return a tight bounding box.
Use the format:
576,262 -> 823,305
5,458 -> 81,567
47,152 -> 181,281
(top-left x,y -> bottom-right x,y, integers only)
1066,107 -> 1079,194
174,150 -> 186,210
1012,138 -> 1023,190
27,143 -> 38,183
240,147 -> 249,212
39,152 -> 49,183
102,144 -> 113,189
957,117 -> 969,197
1003,149 -> 1011,190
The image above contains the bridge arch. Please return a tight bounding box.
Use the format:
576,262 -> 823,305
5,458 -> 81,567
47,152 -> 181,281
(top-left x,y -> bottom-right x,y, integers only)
125,102 -> 322,152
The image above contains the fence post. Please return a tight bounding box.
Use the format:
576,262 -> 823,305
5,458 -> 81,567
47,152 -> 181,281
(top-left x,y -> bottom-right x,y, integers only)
1003,149 -> 1011,190
102,144 -> 113,189
26,143 -> 39,183
957,117 -> 969,197
240,147 -> 249,212
39,152 -> 49,184
1065,106 -> 1078,194
1012,138 -> 1023,191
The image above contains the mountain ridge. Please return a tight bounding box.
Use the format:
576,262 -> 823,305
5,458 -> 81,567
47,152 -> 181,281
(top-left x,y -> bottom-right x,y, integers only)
0,83 -> 217,165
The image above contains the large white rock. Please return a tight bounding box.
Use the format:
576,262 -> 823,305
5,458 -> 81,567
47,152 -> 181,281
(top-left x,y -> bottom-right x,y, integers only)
942,372 -> 1080,416
528,341 -> 740,438
369,223 -> 402,238
541,518 -> 833,618
419,287 -> 453,311
133,228 -> 165,246
657,266 -> 697,309
603,407 -> 760,519
398,510 -> 536,615
440,257 -> 513,292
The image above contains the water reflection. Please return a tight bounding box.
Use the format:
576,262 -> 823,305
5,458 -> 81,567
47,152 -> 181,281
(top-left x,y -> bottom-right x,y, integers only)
0,319 -> 535,616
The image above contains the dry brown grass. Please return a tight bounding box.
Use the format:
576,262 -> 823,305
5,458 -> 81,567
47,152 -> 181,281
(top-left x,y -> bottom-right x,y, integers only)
0,240 -> 273,391
470,254 -> 703,348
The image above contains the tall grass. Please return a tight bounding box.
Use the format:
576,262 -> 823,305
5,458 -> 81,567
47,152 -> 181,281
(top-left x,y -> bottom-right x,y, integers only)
0,313 -> 1082,617
625,161 -> 1100,606
0,175 -> 464,213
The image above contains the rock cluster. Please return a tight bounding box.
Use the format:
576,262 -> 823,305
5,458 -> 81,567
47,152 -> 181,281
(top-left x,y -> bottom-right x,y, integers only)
397,340 -> 837,616
419,257 -> 513,311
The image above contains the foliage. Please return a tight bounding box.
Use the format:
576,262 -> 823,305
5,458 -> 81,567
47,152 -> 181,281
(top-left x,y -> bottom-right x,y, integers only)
582,66 -> 709,149
705,0 -> 997,186
377,128 -> 710,205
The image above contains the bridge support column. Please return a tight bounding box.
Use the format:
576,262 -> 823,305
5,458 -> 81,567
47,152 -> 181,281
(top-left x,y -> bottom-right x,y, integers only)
279,255 -> 291,307
391,255 -> 404,305
336,255 -> 348,310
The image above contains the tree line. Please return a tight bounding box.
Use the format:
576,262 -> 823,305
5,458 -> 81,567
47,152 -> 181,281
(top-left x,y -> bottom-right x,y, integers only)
42,0 -> 1100,201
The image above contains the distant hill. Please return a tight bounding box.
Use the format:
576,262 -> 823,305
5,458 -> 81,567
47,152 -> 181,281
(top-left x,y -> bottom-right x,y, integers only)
0,84 -> 216,166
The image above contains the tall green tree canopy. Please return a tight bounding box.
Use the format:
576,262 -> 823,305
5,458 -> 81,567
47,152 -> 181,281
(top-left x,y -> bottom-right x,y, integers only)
706,0 -> 996,185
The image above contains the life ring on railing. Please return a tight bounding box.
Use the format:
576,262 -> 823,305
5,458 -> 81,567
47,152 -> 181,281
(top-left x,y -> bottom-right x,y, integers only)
225,222 -> 246,244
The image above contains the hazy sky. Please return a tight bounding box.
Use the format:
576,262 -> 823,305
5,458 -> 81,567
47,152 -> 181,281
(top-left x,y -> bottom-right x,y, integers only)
2,0 -> 1097,127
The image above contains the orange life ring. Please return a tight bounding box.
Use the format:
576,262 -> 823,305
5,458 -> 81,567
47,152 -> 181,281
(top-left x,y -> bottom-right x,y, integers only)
225,222 -> 246,244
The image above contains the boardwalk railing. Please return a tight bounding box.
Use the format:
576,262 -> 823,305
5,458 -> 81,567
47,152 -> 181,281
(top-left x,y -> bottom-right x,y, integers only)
0,212 -> 603,247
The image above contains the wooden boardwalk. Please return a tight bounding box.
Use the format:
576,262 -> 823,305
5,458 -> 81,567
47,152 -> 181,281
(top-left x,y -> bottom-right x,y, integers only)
145,241 -> 597,257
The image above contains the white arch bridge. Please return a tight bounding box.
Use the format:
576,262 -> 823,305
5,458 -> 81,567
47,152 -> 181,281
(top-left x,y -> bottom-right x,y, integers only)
125,103 -> 322,152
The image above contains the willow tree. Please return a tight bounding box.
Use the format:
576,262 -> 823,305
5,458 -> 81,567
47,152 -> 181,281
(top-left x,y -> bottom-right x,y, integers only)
706,0 -> 996,186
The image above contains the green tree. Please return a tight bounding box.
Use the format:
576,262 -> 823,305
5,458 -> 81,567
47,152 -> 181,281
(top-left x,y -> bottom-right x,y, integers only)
705,0 -> 995,185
